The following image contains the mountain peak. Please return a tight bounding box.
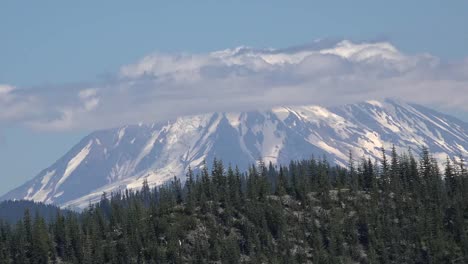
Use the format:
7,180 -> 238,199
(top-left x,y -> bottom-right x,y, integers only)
2,101 -> 467,209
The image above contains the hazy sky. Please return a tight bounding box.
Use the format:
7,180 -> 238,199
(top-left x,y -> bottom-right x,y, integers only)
1,1 -> 468,196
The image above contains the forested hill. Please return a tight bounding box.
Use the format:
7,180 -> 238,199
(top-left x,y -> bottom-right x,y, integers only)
0,147 -> 468,263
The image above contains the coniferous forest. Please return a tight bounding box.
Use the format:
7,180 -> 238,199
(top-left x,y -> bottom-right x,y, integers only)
0,200 -> 66,224
1,147 -> 468,263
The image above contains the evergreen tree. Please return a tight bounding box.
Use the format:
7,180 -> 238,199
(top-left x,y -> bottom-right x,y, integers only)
275,167 -> 288,196
185,166 -> 195,213
31,213 -> 49,264
0,149 -> 466,263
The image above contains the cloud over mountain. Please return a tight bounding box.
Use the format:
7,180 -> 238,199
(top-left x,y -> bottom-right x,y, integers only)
1,40 -> 467,131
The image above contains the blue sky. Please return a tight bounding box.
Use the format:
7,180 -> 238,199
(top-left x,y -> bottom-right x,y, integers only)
1,1 -> 468,196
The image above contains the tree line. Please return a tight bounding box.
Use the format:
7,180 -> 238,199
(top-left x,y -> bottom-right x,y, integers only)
0,147 -> 467,263
0,200 -> 65,224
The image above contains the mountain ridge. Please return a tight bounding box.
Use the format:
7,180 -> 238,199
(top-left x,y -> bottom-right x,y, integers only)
2,99 -> 467,208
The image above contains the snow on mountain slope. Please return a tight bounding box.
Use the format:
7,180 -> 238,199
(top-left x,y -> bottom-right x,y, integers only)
2,99 -> 467,208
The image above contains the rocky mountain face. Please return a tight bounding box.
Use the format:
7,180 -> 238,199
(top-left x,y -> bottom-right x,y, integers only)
2,99 -> 467,208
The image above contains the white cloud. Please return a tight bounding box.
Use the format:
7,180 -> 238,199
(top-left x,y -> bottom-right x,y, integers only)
0,84 -> 15,95
0,84 -> 42,121
1,40 -> 467,131
78,88 -> 98,99
78,88 -> 100,111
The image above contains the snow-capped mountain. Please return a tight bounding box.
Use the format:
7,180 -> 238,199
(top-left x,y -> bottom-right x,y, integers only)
2,99 -> 467,208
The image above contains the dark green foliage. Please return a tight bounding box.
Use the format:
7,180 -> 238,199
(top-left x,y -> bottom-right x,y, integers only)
0,149 -> 467,263
0,200 -> 65,223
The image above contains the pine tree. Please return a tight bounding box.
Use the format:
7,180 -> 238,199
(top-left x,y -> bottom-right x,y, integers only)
53,211 -> 66,259
185,166 -> 195,213
257,160 -> 270,202
362,158 -> 375,192
226,165 -> 236,209
200,160 -> 212,201
24,208 -> 33,261
381,147 -> 390,189
445,157 -> 457,199
12,220 -> 28,264
348,150 -> 358,192
31,212 -> 49,264
141,178 -> 151,206
390,145 -> 402,194
275,167 -> 288,196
